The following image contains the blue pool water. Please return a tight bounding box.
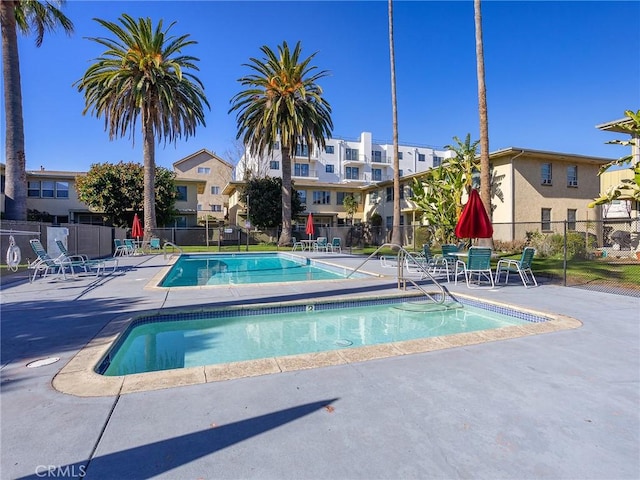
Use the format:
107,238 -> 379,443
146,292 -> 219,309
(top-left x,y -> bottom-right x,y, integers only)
160,253 -> 364,287
99,298 -> 543,376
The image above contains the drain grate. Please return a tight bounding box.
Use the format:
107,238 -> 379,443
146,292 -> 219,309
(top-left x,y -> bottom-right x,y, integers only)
26,357 -> 60,368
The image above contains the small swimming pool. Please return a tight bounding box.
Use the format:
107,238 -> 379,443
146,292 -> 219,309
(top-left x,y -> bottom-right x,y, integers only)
98,297 -> 545,376
159,253 -> 366,287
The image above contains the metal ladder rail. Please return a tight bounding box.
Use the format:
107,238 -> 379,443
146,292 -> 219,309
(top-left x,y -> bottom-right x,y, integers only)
163,241 -> 184,259
346,243 -> 447,304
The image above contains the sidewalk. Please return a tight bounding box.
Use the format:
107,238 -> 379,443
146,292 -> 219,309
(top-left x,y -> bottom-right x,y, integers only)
1,253 -> 638,479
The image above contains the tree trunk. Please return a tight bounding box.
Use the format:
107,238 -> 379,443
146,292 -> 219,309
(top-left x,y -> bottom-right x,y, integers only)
1,1 -> 27,221
278,145 -> 292,246
389,0 -> 402,248
142,116 -> 157,241
474,0 -> 493,248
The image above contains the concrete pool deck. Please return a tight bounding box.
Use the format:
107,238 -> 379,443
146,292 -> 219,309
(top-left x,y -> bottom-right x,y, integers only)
1,251 -> 639,479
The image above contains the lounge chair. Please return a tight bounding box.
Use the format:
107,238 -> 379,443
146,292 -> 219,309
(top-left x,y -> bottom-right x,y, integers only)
330,237 -> 342,253
124,239 -> 141,255
418,245 -> 451,281
292,236 -> 304,251
55,239 -> 117,275
148,237 -> 161,252
113,239 -> 130,257
28,239 -> 75,282
314,237 -> 329,252
495,247 -> 538,288
454,246 -> 495,288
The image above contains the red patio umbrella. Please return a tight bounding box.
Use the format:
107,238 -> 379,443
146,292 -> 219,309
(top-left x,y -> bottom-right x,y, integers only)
305,213 -> 315,240
455,189 -> 493,240
131,213 -> 143,240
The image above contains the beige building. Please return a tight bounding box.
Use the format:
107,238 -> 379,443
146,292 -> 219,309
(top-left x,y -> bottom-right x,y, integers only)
173,149 -> 233,224
0,164 -> 205,227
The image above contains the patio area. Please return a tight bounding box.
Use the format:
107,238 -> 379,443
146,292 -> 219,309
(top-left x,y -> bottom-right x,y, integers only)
1,252 -> 638,479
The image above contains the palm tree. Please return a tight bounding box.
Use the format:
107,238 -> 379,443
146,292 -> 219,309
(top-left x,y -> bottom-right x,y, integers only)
1,0 -> 73,221
230,41 -> 332,246
474,0 -> 492,223
389,0 -> 402,247
76,14 -> 208,239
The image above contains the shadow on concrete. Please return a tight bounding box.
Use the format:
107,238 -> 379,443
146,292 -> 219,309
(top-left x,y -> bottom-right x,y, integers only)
16,398 -> 339,480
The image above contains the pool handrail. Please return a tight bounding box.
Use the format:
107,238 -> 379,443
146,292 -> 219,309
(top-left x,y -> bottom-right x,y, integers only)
163,241 -> 183,259
347,243 -> 447,305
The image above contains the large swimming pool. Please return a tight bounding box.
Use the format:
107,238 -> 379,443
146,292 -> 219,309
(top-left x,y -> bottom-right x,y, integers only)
159,253 -> 366,287
98,297 -> 544,376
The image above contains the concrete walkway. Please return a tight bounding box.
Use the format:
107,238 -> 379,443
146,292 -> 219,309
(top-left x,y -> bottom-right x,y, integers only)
1,252 -> 638,479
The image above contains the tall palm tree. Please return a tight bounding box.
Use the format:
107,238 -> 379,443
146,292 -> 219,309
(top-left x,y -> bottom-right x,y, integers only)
230,41 -> 332,246
474,0 -> 491,221
76,14 -> 208,239
1,0 -> 73,221
389,0 -> 402,247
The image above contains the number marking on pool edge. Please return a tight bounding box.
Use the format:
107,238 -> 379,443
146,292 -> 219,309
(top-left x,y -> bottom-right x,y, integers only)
306,305 -> 315,312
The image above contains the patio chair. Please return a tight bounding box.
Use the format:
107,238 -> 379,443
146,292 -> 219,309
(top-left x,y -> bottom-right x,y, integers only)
148,237 -> 161,252
454,246 -> 495,288
28,239 -> 74,283
495,247 -> 538,288
124,239 -> 140,255
113,239 -> 129,257
55,239 -> 117,275
380,255 -> 398,268
419,244 -> 450,281
330,237 -> 342,253
314,237 -> 329,252
292,236 -> 304,251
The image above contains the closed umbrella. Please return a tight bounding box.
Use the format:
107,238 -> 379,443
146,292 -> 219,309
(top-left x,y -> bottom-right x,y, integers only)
131,213 -> 143,241
455,189 -> 493,240
305,213 -> 315,240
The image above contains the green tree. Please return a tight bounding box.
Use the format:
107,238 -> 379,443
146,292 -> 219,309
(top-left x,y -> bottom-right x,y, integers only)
75,161 -> 177,228
241,177 -> 304,230
589,109 -> 640,207
342,194 -> 359,225
230,40 -> 333,246
411,134 -> 481,244
75,14 -> 208,240
1,0 -> 73,220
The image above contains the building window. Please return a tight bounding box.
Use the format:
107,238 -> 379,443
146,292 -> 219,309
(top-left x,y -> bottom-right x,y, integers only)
295,144 -> 309,157
345,166 -> 359,180
541,163 -> 552,185
211,204 -> 222,212
273,141 -> 279,150
297,190 -> 307,204
312,190 -> 331,205
56,181 -> 69,198
418,153 -> 425,162
567,166 -> 578,187
197,204 -> 203,211
398,169 -> 403,177
433,156 -> 443,167
41,181 -> 55,198
294,163 -> 309,177
386,187 -> 393,202
371,150 -> 382,163
197,167 -> 211,174
398,152 -> 403,160
325,164 -> 334,173
210,186 -> 220,195
386,216 -> 393,229
567,209 -> 577,230
345,148 -> 359,161
372,168 -> 382,181
325,145 -> 334,154
370,191 -> 379,203
176,186 -> 187,201
541,208 -> 551,231
270,160 -> 279,170
28,181 -> 40,197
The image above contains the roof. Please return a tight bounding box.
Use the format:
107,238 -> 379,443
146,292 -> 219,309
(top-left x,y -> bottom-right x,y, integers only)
489,147 -> 613,164
172,148 -> 234,169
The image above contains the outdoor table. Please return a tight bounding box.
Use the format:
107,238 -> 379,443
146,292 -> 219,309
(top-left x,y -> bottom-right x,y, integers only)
300,239 -> 317,251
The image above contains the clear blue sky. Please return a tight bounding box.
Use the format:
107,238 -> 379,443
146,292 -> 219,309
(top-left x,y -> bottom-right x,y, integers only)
7,0 -> 640,172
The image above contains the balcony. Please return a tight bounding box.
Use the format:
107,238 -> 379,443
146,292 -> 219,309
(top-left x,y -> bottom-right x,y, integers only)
292,169 -> 319,180
343,153 -> 367,165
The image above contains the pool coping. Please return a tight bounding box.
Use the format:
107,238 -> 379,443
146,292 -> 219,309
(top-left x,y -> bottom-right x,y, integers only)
51,292 -> 582,397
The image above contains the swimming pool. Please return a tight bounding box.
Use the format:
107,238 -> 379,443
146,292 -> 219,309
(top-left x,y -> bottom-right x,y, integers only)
98,296 -> 545,376
159,253 -> 367,287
